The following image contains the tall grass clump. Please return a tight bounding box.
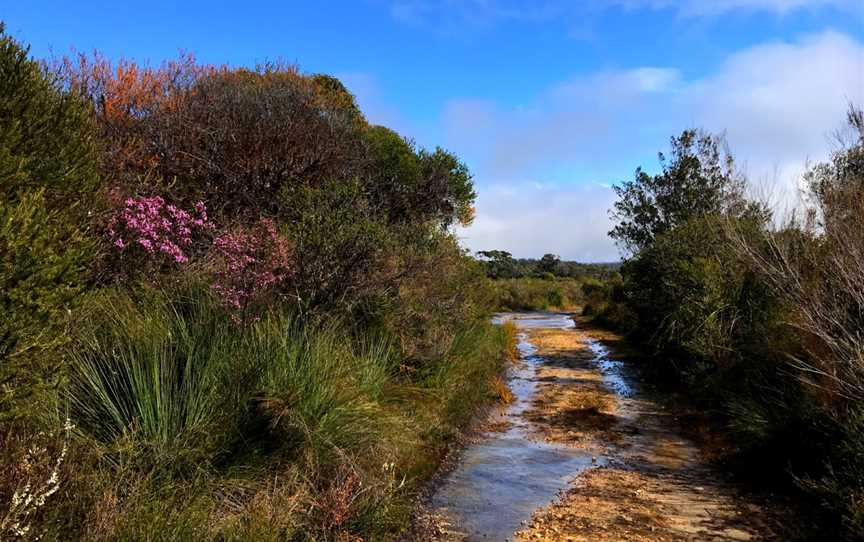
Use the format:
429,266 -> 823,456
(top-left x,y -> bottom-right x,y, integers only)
419,322 -> 514,440
254,316 -> 404,466
66,284 -> 256,471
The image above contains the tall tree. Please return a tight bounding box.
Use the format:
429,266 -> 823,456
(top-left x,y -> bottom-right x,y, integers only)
609,129 -> 746,254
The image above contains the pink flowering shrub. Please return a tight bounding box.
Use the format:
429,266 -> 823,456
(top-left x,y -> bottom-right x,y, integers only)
107,196 -> 212,269
210,219 -> 293,318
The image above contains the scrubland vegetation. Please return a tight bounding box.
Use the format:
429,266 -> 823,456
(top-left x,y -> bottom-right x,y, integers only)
0,26 -> 515,540
4,16 -> 863,540
477,252 -> 618,311
583,120 -> 864,539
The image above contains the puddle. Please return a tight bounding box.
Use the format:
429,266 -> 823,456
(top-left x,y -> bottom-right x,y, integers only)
430,313 -> 600,541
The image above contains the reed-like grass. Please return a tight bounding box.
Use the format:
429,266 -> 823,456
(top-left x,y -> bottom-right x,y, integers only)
67,286 -> 254,469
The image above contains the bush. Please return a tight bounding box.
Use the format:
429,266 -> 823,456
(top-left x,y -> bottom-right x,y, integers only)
580,275 -> 637,333
0,30 -> 514,541
0,25 -> 98,422
602,115 -> 864,538
54,279 -> 512,539
731,108 -> 864,536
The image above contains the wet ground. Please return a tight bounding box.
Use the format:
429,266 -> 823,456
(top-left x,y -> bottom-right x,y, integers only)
426,312 -> 784,542
429,313 -> 597,541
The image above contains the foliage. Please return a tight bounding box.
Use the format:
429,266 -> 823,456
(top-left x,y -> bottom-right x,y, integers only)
66,285 -> 256,471
1,419 -> 72,539
476,250 -> 619,280
278,179 -> 394,314
488,277 -> 583,311
382,236 -> 494,363
620,214 -> 775,381
580,275 -> 637,332
50,282 -> 511,540
0,25 -> 97,207
609,129 -> 761,254
602,114 -> 864,538
106,196 -> 212,272
0,25 -> 97,422
2,30 -> 511,541
364,125 -> 475,228
210,219 -> 293,317
730,107 -> 864,535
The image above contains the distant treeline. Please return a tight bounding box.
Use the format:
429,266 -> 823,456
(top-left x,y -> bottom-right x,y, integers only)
476,250 -> 620,280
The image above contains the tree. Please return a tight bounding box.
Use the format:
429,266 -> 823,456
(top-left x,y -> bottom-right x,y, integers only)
609,129 -> 750,254
476,250 -> 521,279
538,253 -> 561,275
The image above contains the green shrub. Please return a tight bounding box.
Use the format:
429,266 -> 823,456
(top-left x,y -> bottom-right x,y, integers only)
0,25 -> 98,422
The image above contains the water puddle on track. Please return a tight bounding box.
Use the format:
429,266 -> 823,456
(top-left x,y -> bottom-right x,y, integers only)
430,312 -> 605,541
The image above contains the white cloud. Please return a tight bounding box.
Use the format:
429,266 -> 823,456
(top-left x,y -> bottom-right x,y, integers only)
449,31 -> 864,260
443,66 -> 682,182
687,31 -> 864,197
456,182 -> 621,261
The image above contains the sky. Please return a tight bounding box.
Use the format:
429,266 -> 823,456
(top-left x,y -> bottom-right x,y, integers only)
4,1 -> 863,261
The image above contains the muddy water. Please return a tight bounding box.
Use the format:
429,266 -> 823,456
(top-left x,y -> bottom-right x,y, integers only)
429,313 -> 600,541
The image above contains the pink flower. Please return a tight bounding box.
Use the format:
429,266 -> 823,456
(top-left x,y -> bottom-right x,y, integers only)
210,219 -> 292,319
107,196 -> 211,269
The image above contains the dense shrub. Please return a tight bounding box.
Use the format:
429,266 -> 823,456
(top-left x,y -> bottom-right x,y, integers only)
580,275 -> 637,332
209,218 -> 293,318
731,109 -> 864,536
0,25 -> 98,422
364,125 -> 475,228
51,282 -> 512,540
105,196 -> 212,273
0,25 -> 520,540
609,129 -> 759,254
0,30 -> 516,541
602,118 -> 864,538
476,250 -> 619,280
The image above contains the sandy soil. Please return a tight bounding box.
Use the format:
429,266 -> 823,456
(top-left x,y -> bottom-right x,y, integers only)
514,323 -> 785,542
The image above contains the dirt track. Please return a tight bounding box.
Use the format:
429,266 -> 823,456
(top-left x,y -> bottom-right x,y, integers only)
513,322 -> 785,542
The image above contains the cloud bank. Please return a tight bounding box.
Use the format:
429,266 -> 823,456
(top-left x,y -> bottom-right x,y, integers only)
452,31 -> 864,261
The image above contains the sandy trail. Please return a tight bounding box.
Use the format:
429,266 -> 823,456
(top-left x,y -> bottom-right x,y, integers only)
514,322 -> 781,542
421,313 -> 787,542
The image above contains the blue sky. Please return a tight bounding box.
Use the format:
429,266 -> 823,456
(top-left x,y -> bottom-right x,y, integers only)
4,1 -> 863,261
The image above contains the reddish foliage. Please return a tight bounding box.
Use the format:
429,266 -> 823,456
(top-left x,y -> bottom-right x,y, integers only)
59,54 -> 364,222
